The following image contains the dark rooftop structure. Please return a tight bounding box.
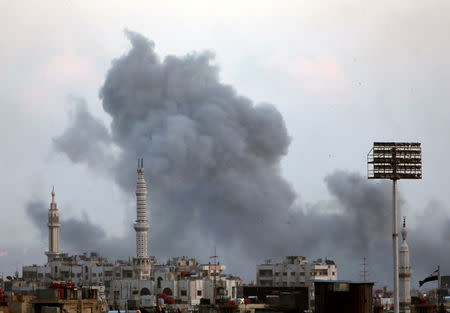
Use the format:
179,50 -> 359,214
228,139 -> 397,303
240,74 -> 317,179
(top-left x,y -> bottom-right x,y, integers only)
314,281 -> 374,313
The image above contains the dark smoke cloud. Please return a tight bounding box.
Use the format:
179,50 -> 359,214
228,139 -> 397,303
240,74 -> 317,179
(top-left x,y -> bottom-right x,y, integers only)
26,30 -> 448,286
53,97 -> 114,173
407,201 -> 450,282
26,200 -> 134,259
26,201 -> 48,236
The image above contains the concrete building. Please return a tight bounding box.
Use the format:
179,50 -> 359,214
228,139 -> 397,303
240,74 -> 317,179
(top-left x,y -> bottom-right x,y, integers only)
110,256 -> 242,307
23,252 -> 126,288
256,256 -> 338,300
399,217 -> 412,313
33,286 -> 102,313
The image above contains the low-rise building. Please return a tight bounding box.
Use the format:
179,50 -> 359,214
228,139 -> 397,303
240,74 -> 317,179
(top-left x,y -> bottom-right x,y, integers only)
110,256 -> 242,307
256,256 -> 338,303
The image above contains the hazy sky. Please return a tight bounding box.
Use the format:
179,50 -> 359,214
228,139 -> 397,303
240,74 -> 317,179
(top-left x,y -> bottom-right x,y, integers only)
1,0 -> 449,288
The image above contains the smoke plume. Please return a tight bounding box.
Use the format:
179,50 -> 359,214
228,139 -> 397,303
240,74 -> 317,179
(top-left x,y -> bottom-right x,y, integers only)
24,30 -> 449,286
26,200 -> 134,259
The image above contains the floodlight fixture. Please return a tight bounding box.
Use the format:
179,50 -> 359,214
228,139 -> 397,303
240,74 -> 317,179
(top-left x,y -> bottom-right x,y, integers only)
367,142 -> 422,313
368,142 -> 422,180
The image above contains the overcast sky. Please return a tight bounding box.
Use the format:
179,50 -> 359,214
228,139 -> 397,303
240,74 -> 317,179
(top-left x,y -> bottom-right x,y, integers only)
1,0 -> 449,288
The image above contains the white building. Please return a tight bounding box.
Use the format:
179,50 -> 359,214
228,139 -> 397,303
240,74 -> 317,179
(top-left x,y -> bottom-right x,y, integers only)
111,256 -> 242,307
256,256 -> 338,299
399,217 -> 412,313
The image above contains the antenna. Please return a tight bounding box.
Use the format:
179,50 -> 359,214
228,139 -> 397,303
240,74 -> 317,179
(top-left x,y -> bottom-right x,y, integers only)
360,257 -> 369,282
210,246 -> 220,305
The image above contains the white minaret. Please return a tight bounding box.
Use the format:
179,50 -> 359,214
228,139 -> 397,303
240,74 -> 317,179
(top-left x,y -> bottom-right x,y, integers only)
134,158 -> 150,258
132,158 -> 151,279
399,216 -> 412,313
45,187 -> 62,262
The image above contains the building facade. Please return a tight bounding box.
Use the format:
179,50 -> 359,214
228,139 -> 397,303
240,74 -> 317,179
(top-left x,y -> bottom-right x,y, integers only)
256,256 -> 338,300
111,257 -> 241,307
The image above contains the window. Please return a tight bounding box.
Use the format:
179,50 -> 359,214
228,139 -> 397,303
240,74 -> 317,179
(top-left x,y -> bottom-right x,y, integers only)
181,290 -> 187,296
291,272 -> 295,276
300,272 -> 305,276
197,290 -> 202,296
157,277 -> 163,288
283,272 -> 287,276
258,269 -> 273,277
275,272 -> 280,276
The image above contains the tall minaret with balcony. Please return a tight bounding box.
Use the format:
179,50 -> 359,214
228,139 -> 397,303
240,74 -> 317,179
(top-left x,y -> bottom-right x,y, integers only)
399,217 -> 412,313
132,158 -> 151,279
45,187 -> 62,262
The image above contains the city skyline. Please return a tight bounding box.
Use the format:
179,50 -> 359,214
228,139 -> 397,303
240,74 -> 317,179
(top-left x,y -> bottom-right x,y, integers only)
1,0 -> 450,289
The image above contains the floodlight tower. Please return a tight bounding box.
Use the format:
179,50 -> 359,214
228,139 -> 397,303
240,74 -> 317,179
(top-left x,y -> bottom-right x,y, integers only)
368,142 -> 422,313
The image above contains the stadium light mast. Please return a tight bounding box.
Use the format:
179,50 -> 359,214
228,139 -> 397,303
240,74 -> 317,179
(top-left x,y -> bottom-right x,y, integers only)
368,142 -> 422,313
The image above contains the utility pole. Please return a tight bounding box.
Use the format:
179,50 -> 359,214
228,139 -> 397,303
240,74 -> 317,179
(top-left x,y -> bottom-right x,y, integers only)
210,247 -> 219,305
438,265 -> 441,308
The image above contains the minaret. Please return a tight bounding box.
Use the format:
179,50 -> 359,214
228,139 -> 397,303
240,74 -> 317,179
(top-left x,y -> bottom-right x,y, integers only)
45,187 -> 62,262
399,217 -> 412,313
132,158 -> 151,279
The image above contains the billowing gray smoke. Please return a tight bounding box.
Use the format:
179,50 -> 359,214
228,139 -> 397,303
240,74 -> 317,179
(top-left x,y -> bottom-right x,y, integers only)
26,30 -> 449,285
54,29 -> 296,267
